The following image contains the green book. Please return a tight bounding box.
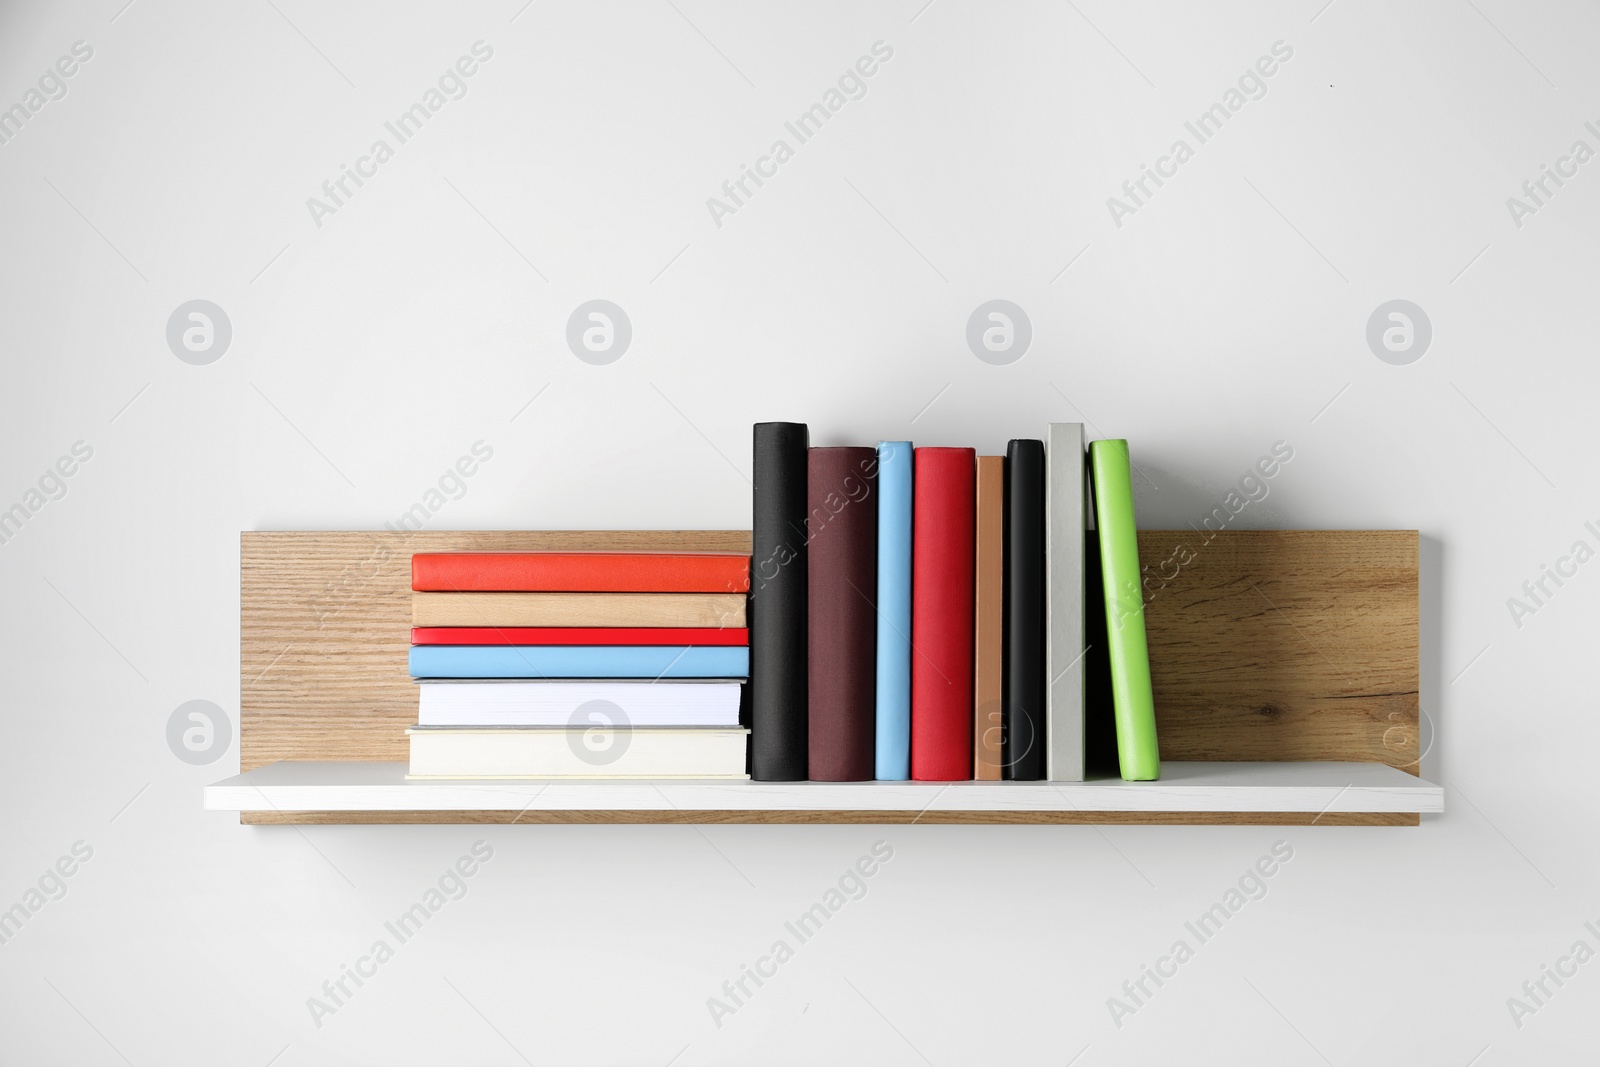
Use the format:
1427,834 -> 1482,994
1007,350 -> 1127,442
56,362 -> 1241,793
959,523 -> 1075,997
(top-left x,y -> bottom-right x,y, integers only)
1089,440 -> 1160,780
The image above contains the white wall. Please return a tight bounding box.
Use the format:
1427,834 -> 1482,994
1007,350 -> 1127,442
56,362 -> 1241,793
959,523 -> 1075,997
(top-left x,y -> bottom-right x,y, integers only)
1,0 -> 1595,1061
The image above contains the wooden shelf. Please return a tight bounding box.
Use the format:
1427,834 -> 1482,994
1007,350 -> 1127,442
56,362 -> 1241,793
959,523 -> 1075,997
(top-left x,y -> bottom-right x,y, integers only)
235,529 -> 1425,826
205,760 -> 1441,825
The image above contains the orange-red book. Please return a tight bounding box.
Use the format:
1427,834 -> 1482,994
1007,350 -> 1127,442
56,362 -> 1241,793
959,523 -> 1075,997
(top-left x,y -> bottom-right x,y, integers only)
411,627 -> 748,646
411,552 -> 750,593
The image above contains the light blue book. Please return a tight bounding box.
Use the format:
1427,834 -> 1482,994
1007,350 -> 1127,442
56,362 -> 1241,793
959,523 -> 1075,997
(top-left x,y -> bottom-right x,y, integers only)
409,645 -> 749,679
875,441 -> 913,779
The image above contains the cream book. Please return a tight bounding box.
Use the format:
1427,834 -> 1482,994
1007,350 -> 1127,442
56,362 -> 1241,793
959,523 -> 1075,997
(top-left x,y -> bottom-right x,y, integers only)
406,726 -> 750,779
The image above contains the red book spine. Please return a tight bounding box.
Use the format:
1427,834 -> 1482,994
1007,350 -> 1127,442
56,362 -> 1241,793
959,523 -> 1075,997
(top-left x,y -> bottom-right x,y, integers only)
410,553 -> 751,593
411,627 -> 749,646
911,447 -> 976,780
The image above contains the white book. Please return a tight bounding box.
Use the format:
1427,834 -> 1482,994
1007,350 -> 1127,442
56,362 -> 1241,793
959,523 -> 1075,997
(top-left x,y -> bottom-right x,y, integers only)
407,727 -> 750,779
1046,423 -> 1086,781
417,680 -> 742,727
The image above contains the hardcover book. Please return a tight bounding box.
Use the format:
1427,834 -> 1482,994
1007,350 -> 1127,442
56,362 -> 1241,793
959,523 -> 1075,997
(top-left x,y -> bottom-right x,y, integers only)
874,440 -> 913,780
751,422 -> 810,780
417,680 -> 744,727
411,592 -> 745,628
412,552 -> 750,593
973,455 -> 1004,781
1089,439 -> 1160,780
1003,439 -> 1046,781
1045,423 -> 1086,782
910,447 -> 976,781
412,627 -> 748,646
408,645 -> 749,679
407,727 -> 750,778
807,447 -> 879,781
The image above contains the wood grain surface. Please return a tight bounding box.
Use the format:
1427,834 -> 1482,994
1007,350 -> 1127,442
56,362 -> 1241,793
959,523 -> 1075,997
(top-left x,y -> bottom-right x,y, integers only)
1136,529 -> 1418,771
242,531 -> 750,770
240,528 -> 1418,822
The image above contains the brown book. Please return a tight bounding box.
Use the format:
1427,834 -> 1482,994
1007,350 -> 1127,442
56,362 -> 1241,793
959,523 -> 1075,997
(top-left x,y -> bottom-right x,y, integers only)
412,592 -> 745,628
807,446 -> 878,781
973,455 -> 1004,780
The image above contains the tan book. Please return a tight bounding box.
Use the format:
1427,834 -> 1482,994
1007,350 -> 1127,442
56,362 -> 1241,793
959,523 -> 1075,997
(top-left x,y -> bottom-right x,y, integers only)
412,592 -> 746,628
973,456 -> 1004,780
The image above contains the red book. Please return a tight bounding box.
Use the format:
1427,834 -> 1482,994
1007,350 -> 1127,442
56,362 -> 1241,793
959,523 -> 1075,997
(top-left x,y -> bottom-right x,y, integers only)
411,553 -> 750,593
911,447 -> 976,780
411,627 -> 748,646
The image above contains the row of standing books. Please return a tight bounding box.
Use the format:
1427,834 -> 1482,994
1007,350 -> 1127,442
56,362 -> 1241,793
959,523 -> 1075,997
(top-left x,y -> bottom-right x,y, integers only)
751,422 -> 1159,783
396,420 -> 1160,782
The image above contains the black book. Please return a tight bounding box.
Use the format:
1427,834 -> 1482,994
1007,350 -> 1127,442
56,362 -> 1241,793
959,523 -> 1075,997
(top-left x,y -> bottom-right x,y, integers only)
1083,531 -> 1119,775
1002,439 -> 1046,780
751,422 -> 810,780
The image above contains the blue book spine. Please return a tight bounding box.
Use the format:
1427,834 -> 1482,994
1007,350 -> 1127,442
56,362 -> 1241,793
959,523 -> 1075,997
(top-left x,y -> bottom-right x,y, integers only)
409,646 -> 749,679
874,441 -> 913,779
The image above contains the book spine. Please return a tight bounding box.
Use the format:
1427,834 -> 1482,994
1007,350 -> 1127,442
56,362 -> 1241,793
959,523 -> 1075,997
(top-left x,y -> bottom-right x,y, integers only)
1090,440 -> 1160,780
807,447 -> 879,781
411,627 -> 749,646
411,553 -> 751,592
407,645 -> 750,679
1083,532 -> 1119,773
1003,439 -> 1046,780
911,447 -> 976,781
751,422 -> 810,780
874,441 -> 913,780
1046,423 -> 1086,781
974,456 -> 1005,780
410,592 -> 744,628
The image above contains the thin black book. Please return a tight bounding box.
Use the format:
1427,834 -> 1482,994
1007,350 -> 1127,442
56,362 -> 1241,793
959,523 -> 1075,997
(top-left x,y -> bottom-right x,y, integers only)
1084,531 -> 1119,775
751,422 -> 810,780
1003,439 -> 1046,780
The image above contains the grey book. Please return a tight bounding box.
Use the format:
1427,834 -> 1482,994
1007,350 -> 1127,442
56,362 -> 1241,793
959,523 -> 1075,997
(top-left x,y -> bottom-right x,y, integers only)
1045,423 -> 1086,781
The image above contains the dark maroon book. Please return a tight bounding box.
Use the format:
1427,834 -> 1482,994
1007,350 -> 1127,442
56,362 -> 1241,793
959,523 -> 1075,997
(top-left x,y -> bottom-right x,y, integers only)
806,447 -> 878,780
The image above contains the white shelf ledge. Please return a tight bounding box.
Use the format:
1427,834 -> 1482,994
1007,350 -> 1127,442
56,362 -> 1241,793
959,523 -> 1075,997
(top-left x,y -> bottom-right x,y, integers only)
205,760 -> 1442,815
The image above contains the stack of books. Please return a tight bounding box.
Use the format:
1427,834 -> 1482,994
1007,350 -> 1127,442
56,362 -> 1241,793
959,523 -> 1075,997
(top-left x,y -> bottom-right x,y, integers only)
405,551 -> 752,778
751,422 -> 1161,784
